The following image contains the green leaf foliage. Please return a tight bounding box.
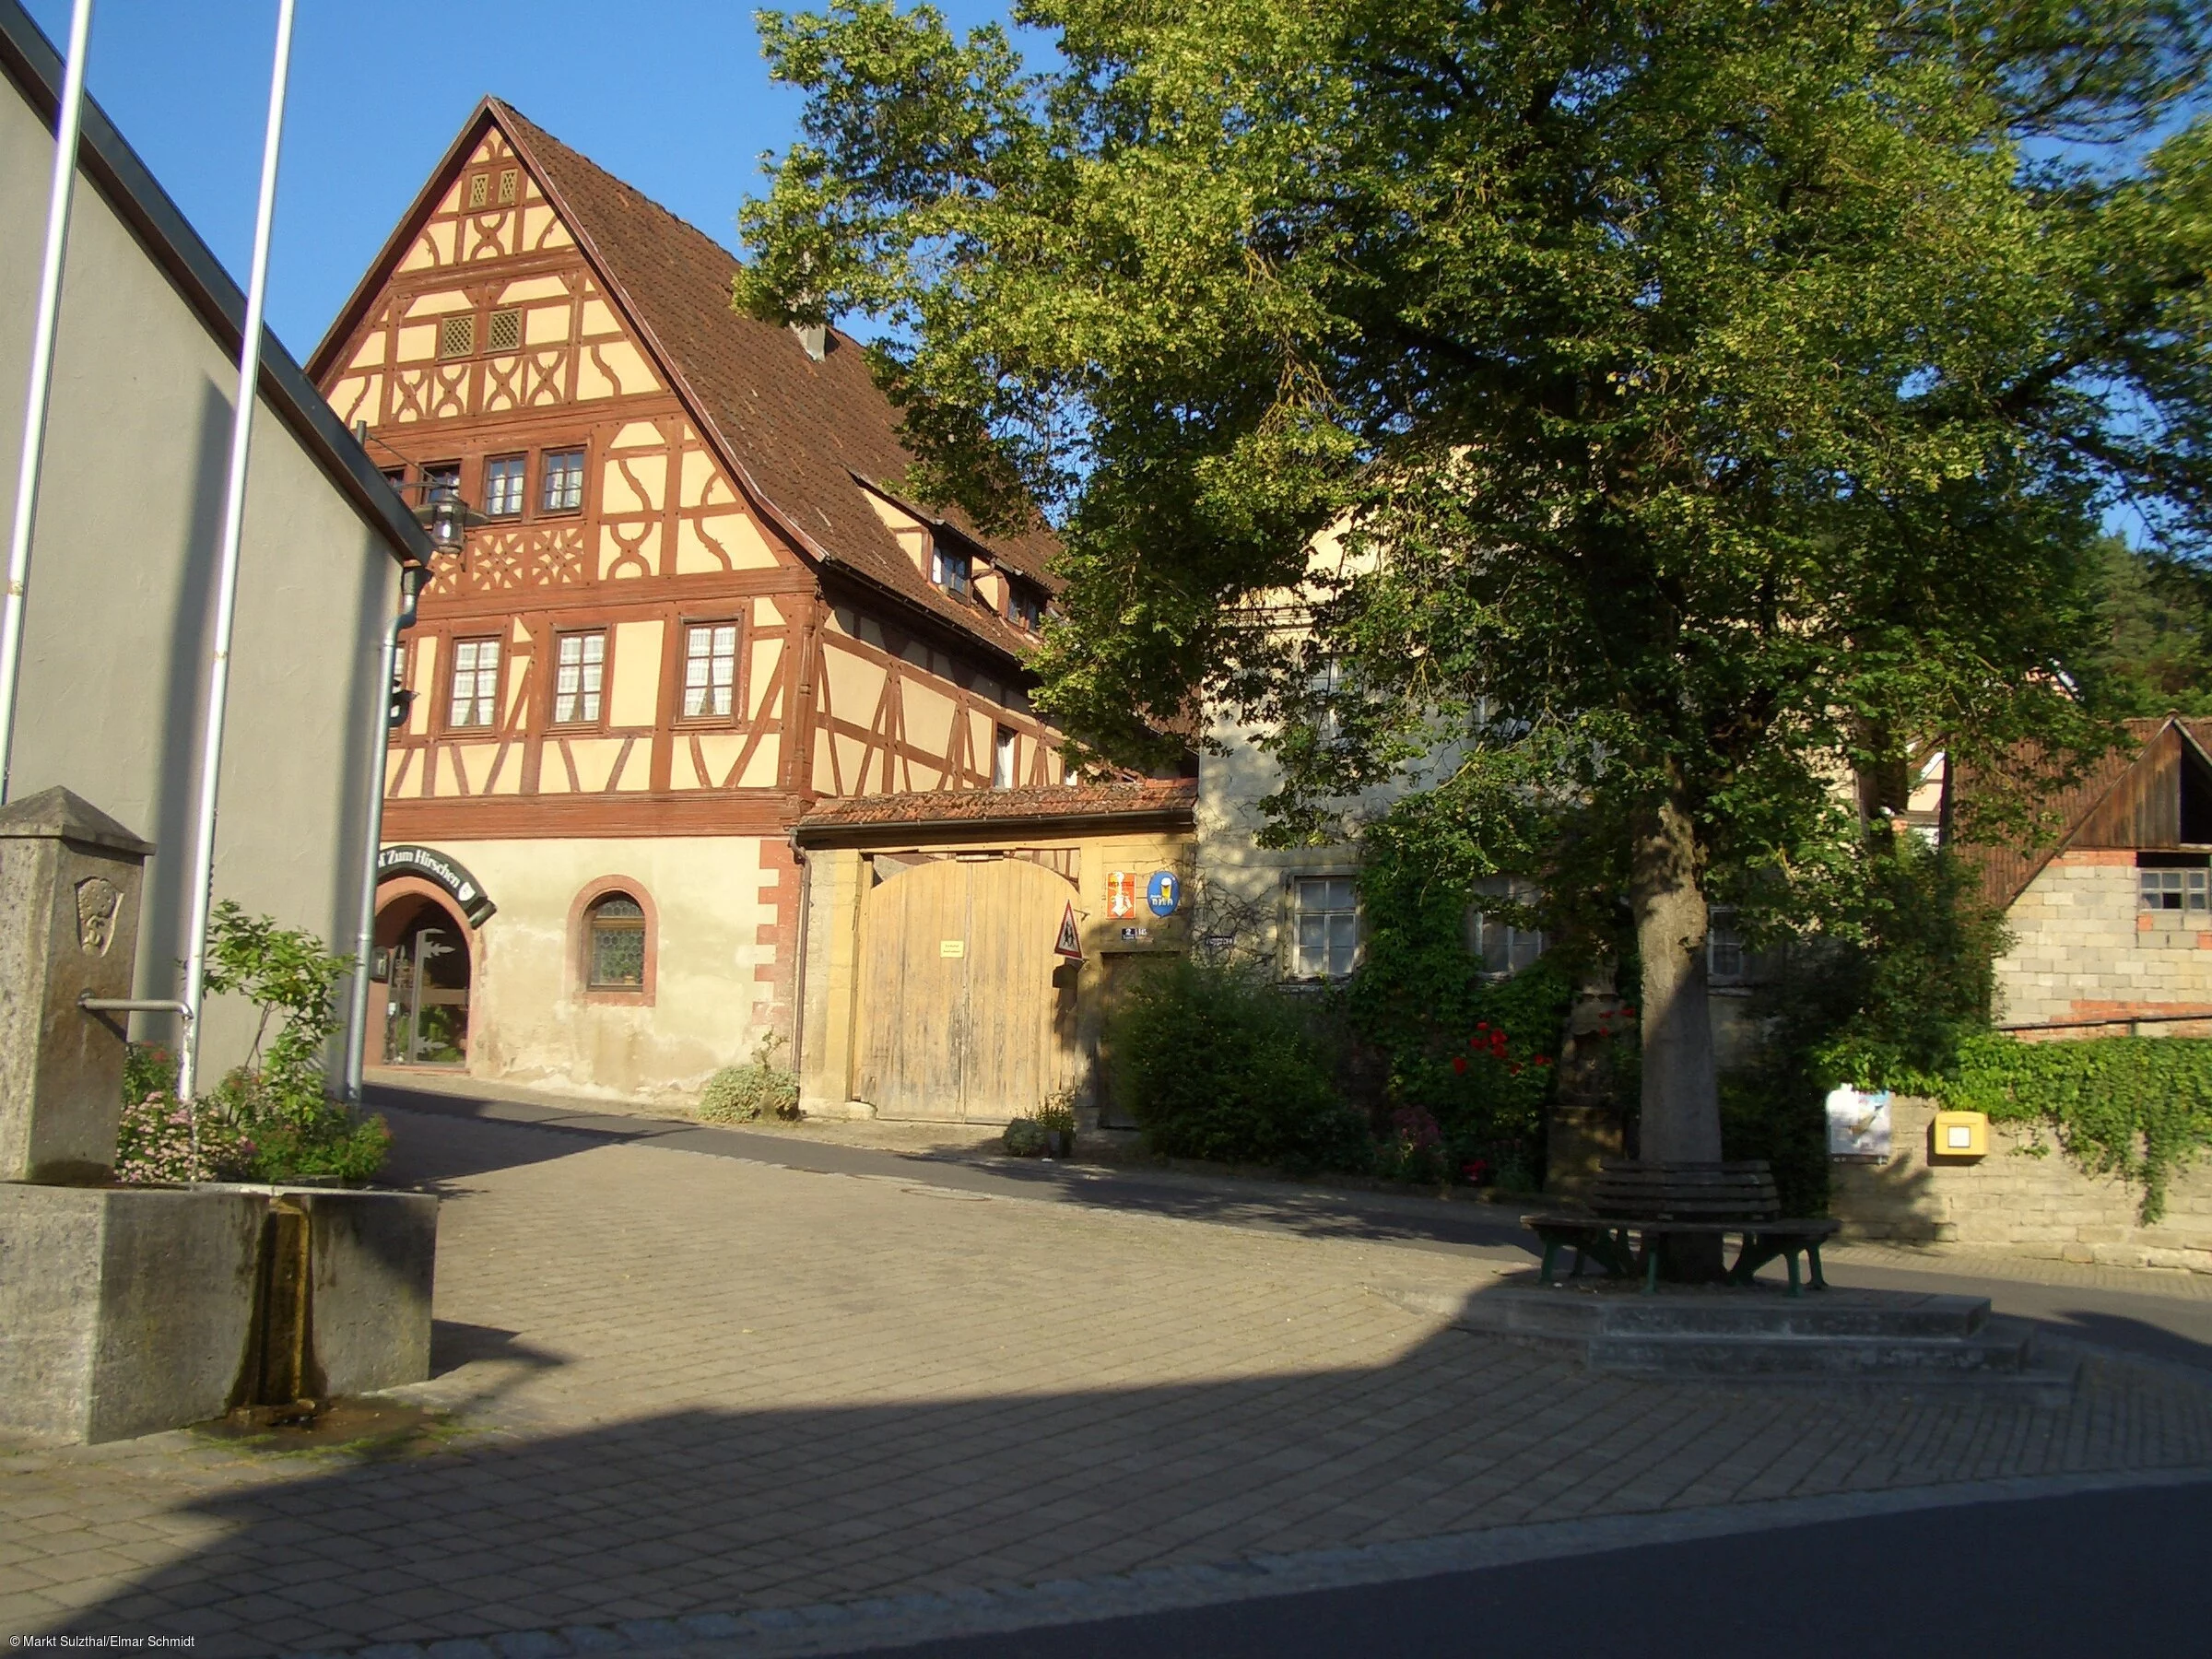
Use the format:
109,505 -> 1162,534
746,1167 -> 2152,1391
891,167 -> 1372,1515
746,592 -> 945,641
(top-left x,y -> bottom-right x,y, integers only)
1935,1035 -> 2212,1224
1344,806 -> 1574,1178
1106,957 -> 1370,1171
740,0 -> 2212,1121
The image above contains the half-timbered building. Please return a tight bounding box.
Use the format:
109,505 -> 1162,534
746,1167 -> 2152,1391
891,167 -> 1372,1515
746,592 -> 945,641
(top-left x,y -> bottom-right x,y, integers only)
312,100 -> 1123,1102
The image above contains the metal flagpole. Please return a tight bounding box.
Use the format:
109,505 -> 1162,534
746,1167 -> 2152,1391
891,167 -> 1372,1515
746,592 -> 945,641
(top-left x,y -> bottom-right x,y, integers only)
0,0 -> 95,804
175,0 -> 299,1104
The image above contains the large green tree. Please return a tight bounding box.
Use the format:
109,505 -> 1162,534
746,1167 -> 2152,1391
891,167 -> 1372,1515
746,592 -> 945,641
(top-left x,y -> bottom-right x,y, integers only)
738,0 -> 2212,1162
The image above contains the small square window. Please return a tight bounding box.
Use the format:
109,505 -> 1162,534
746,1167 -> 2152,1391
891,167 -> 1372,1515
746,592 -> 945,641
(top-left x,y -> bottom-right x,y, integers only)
542,448 -> 586,513
932,545 -> 971,597
421,463 -> 461,504
438,314 -> 476,359
498,168 -> 519,205
467,173 -> 488,209
553,632 -> 605,724
484,455 -> 526,517
1293,877 -> 1359,980
2140,869 -> 2208,912
487,308 -> 523,353
683,623 -> 739,719
1008,586 -> 1042,631
448,637 -> 500,729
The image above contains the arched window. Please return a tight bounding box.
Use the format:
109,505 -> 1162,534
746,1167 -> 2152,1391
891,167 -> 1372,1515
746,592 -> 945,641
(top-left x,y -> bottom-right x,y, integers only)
586,894 -> 646,989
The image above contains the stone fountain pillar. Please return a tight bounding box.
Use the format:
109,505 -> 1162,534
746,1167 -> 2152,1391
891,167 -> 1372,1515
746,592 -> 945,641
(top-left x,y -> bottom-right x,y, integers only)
0,788 -> 151,1182
0,790 -> 437,1444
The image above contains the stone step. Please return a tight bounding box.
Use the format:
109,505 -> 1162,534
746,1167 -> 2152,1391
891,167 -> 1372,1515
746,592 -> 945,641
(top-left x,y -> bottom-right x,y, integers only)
1375,1277 -> 2080,1404
1457,1286 -> 1991,1342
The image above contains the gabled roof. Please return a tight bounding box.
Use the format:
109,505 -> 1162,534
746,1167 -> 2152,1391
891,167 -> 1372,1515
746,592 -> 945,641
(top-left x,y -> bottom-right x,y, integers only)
311,99 -> 1057,665
1965,716 -> 2212,909
0,0 -> 429,569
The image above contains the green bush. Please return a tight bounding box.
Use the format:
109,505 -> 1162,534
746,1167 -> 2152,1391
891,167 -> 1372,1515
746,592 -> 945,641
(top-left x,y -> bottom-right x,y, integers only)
1935,1035 -> 2212,1224
699,1033 -> 800,1124
112,900 -> 391,1187
1109,958 -> 1368,1171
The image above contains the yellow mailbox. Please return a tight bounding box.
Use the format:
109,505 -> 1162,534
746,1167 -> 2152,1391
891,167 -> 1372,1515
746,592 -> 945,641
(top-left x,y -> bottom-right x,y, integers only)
1931,1111 -> 1988,1159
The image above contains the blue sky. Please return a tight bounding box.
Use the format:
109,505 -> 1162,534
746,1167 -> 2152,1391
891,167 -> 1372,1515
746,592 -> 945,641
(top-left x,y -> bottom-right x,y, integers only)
17,0 -> 1019,360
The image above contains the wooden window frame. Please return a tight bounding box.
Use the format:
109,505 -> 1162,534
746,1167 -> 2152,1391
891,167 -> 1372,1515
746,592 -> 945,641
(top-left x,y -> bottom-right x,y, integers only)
540,445 -> 588,516
571,877 -> 657,1006
1288,873 -> 1360,982
483,453 -> 528,520
444,633 -> 503,732
486,306 -> 524,355
549,629 -> 610,729
677,617 -> 745,727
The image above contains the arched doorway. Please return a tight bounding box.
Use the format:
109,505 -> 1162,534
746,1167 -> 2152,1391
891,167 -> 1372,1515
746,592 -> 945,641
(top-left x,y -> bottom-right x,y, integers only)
374,889 -> 474,1067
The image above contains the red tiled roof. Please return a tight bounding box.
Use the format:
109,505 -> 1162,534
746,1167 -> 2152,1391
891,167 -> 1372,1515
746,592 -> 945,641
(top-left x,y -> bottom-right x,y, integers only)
323,100 -> 1058,666
796,780 -> 1196,841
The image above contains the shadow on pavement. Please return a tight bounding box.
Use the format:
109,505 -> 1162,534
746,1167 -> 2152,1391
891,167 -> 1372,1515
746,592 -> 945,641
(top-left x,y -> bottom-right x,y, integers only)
42,1294 -> 2212,1657
875,1479 -> 2212,1659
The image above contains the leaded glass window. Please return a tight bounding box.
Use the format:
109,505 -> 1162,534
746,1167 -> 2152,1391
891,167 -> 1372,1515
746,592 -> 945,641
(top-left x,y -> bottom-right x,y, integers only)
543,448 -> 585,512
1294,877 -> 1359,980
588,895 -> 646,989
485,455 -> 526,517
683,622 -> 739,719
554,632 -> 605,724
447,638 -> 500,728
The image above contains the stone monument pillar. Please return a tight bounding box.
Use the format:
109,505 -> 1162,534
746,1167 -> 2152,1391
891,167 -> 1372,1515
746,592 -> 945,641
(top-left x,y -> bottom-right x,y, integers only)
0,788 -> 153,1182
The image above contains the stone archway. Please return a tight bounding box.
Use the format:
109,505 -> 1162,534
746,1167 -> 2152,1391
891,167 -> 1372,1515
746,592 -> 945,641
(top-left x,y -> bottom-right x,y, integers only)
373,878 -> 476,1068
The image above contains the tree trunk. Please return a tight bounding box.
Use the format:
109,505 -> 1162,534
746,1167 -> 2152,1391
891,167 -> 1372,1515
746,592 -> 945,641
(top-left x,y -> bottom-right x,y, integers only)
1630,777 -> 1721,1164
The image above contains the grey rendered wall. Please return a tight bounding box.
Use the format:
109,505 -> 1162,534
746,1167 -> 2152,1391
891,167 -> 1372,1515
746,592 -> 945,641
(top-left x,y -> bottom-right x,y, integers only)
0,88 -> 394,1078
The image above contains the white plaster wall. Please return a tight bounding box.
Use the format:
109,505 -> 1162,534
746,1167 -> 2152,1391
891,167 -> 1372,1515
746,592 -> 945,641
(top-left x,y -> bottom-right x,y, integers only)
436,836 -> 782,1100
0,80 -> 398,1078
1994,852 -> 2212,1028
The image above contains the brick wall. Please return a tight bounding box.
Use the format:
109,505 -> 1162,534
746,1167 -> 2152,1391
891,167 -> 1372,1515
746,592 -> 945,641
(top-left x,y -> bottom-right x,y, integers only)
1994,849 -> 2212,1032
1830,1096 -> 2212,1274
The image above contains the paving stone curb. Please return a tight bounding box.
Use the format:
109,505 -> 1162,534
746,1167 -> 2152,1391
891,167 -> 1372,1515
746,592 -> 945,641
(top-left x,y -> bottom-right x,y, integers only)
289,1465 -> 2212,1659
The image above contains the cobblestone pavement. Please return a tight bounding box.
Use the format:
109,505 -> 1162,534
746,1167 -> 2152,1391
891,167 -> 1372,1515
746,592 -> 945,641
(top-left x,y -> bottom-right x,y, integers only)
6,1107 -> 2212,1657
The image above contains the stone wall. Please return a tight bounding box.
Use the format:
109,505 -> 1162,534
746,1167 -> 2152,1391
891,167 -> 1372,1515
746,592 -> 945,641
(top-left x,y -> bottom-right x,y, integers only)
1830,1096 -> 2212,1274
1994,849 -> 2212,1033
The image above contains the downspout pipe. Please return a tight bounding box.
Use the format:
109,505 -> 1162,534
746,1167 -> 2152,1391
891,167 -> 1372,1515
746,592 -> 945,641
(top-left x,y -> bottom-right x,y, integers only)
0,0 -> 93,803
175,0 -> 297,1104
343,559 -> 424,1101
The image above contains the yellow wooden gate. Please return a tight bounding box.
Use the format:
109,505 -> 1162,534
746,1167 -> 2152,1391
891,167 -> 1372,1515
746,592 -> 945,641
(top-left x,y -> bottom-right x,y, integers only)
854,855 -> 1077,1122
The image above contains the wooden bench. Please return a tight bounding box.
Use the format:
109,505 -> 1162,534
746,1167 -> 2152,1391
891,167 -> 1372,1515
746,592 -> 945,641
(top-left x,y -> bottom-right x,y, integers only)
1523,1160 -> 1841,1297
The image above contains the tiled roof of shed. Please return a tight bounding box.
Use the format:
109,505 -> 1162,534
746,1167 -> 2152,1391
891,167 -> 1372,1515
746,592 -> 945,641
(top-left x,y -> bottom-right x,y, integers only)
797,780 -> 1196,839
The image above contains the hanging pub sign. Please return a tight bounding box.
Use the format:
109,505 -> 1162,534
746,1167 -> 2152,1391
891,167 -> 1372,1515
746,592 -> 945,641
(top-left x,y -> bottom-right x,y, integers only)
1106,870 -> 1136,919
376,844 -> 498,927
1824,1085 -> 1893,1160
1146,871 -> 1181,917
1053,901 -> 1084,961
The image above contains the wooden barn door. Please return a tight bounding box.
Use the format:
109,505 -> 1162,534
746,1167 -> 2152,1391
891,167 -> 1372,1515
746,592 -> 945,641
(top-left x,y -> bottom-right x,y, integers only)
854,856 -> 1074,1122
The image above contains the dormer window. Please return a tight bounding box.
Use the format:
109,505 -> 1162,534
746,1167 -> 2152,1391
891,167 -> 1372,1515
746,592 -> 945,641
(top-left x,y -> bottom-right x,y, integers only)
1008,586 -> 1042,631
931,545 -> 971,597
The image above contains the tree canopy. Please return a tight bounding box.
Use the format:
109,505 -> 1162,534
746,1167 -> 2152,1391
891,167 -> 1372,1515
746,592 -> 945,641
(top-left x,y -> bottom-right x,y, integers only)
738,0 -> 2212,1157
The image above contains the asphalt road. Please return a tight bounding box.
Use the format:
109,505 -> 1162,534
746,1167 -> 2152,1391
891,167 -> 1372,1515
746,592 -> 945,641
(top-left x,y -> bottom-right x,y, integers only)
875,1480 -> 2212,1658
